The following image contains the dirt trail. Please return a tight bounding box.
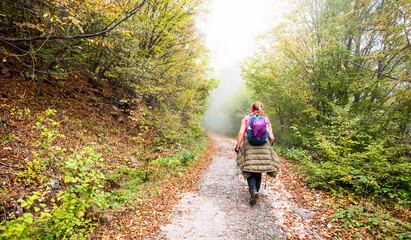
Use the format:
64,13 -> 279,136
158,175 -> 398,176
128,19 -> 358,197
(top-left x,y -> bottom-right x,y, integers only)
156,133 -> 322,239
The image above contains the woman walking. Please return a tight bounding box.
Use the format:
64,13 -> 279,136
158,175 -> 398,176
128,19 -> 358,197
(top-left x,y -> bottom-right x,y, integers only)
235,101 -> 280,205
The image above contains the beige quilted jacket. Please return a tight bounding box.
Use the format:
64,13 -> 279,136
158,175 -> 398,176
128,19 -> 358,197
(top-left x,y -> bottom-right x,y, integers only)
236,137 -> 280,179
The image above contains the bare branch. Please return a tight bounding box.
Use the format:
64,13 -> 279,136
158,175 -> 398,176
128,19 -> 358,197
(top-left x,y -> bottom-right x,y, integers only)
0,0 -> 148,42
345,58 -> 406,82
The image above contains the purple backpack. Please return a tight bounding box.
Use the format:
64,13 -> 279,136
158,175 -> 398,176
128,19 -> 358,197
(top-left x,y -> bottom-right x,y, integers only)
246,114 -> 268,145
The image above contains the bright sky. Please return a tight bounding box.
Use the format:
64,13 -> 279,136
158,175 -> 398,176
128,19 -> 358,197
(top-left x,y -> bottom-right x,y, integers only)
200,0 -> 289,67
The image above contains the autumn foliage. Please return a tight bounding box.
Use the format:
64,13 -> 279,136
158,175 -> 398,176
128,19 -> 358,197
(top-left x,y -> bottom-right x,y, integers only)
0,0 -> 215,239
240,0 -> 410,238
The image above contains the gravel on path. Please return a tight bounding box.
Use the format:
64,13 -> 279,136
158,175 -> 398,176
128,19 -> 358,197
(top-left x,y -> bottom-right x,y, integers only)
158,133 -> 321,240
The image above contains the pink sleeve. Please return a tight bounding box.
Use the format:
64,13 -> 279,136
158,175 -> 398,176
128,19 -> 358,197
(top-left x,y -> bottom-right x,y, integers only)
241,115 -> 250,124
242,115 -> 251,135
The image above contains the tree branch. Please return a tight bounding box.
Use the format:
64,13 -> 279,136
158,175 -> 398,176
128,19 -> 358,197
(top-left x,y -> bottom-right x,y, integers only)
345,58 -> 406,82
0,0 -> 148,42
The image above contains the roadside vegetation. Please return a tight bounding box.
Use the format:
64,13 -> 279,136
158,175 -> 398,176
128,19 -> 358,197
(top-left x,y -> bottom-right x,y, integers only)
0,100 -> 211,239
0,0 -> 215,239
235,0 -> 410,238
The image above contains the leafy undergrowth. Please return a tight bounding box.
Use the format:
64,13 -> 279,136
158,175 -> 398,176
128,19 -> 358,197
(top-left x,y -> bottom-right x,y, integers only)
0,56 -> 213,239
275,146 -> 411,240
92,139 -> 215,239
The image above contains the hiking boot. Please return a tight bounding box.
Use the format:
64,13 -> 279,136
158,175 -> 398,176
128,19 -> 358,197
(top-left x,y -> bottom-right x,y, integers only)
249,191 -> 258,205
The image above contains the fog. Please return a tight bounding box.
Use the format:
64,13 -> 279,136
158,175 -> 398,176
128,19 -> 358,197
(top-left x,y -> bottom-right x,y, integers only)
198,0 -> 289,134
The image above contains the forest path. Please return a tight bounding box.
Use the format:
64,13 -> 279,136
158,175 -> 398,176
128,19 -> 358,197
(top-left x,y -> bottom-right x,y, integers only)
155,133 -> 323,240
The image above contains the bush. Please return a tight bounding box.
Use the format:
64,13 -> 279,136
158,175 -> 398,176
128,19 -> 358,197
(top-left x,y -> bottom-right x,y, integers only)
282,105 -> 411,205
0,147 -> 108,239
153,152 -> 195,170
285,142 -> 410,205
0,110 -> 109,239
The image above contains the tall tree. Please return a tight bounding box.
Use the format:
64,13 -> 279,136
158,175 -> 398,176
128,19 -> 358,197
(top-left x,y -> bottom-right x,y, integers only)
242,0 -> 410,145
241,0 -> 410,201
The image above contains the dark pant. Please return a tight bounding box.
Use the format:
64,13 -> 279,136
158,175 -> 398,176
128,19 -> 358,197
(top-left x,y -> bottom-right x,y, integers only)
247,172 -> 262,195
